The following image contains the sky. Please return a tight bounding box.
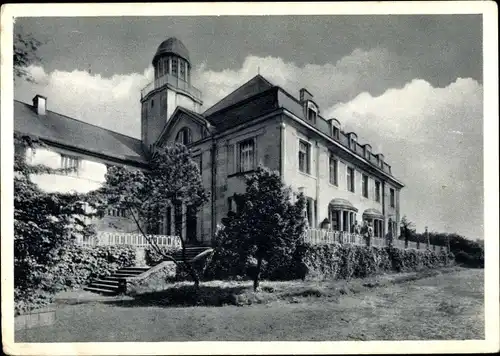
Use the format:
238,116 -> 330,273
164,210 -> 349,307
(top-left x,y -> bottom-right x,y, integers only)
13,15 -> 484,240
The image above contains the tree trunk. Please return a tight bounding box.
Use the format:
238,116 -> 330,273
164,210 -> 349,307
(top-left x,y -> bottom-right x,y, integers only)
187,262 -> 200,290
253,257 -> 262,291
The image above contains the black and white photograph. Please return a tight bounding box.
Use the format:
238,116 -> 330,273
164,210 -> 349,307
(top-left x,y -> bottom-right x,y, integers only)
1,2 -> 498,355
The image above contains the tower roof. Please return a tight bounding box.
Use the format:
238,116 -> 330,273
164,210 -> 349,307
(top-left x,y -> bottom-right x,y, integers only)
153,37 -> 190,65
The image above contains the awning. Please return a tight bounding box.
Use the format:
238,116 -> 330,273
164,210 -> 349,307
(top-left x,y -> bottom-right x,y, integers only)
362,208 -> 384,219
329,198 -> 358,212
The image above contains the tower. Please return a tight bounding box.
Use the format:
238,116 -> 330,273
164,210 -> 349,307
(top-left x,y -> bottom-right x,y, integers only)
140,37 -> 203,148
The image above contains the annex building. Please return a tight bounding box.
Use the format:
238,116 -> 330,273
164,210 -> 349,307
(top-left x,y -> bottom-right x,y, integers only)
14,37 -> 404,246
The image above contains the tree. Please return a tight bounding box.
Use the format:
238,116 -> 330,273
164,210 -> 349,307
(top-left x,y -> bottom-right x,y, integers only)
400,215 -> 416,247
14,26 -> 43,82
95,143 -> 210,289
216,166 -> 307,291
14,134 -> 100,313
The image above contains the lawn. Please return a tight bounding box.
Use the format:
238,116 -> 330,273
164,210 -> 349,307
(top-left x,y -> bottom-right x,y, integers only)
15,267 -> 484,342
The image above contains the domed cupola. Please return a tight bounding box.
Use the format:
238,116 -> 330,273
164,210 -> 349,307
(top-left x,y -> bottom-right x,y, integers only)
152,37 -> 191,84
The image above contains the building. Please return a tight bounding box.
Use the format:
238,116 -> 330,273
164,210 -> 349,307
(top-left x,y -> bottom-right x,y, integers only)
14,37 -> 404,246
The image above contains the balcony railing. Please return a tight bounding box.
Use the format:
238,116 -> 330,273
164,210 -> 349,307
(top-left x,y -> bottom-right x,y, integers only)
141,73 -> 202,102
76,231 -> 182,249
304,228 -> 440,251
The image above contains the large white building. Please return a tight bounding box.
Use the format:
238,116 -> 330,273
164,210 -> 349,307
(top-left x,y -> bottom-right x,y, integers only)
14,37 -> 404,245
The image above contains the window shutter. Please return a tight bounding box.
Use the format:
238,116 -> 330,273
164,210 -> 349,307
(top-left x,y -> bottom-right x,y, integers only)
227,143 -> 235,175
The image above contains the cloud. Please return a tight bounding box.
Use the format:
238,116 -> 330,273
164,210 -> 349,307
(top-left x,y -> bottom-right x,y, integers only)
193,47 -> 411,112
14,48 -> 483,239
328,78 -> 483,239
15,66 -> 153,138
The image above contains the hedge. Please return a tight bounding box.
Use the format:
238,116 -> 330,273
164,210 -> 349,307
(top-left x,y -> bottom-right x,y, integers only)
205,242 -> 454,281
15,244 -> 136,315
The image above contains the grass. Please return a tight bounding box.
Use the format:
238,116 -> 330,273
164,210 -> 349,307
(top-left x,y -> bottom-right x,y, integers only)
15,267 -> 483,342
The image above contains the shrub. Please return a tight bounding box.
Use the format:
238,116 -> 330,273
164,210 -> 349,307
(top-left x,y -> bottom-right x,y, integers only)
293,244 -> 454,281
15,244 -> 136,315
455,250 -> 483,268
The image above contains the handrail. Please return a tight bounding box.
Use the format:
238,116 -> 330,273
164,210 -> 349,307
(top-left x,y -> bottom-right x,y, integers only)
76,231 -> 182,249
304,228 -> 440,251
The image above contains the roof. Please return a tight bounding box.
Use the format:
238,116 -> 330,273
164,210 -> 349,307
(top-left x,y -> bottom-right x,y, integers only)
14,100 -> 147,165
329,198 -> 358,212
153,37 -> 190,65
206,87 -> 279,132
203,75 -> 274,117
362,208 -> 384,219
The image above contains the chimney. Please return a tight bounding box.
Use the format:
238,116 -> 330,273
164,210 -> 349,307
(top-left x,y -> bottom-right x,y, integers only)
32,95 -> 47,115
299,88 -> 314,103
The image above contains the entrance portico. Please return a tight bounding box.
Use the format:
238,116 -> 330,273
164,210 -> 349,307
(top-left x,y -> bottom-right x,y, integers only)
328,198 -> 358,232
362,208 -> 384,237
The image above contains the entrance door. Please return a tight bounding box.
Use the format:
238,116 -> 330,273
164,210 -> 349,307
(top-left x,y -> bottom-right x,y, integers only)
186,206 -> 198,244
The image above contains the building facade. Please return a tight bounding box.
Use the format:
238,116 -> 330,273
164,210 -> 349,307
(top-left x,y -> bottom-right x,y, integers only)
14,37 -> 404,245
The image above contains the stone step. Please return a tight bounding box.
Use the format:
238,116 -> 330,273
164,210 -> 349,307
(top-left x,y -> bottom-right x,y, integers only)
92,279 -> 120,286
113,272 -> 140,278
115,270 -> 144,276
120,267 -> 150,272
89,282 -> 121,291
104,276 -> 127,281
83,286 -> 118,295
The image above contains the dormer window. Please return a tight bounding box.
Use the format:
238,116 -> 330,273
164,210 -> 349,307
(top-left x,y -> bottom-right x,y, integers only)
175,127 -> 192,145
348,133 -> 357,151
364,144 -> 372,159
306,102 -> 318,124
332,126 -> 340,139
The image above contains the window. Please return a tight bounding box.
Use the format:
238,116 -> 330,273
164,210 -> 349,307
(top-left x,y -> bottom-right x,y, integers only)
362,174 -> 369,198
238,139 -> 255,172
175,127 -> 192,145
329,153 -> 338,185
347,167 -> 355,192
151,99 -> 154,108
61,155 -> 80,173
298,140 -> 311,174
107,208 -> 127,218
390,188 -> 395,207
158,59 -> 163,77
305,198 -> 315,227
172,57 -> 178,77
307,108 -> 317,123
332,126 -> 340,139
180,60 -> 186,81
375,181 -> 381,202
164,57 -> 169,75
227,196 -> 238,213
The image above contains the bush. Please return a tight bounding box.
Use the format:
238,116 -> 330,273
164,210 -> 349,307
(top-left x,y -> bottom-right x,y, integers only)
15,244 -> 136,315
455,250 -> 483,268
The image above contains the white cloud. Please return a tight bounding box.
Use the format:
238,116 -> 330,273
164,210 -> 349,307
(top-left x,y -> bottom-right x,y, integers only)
15,66 -> 153,138
14,48 -> 484,239
329,77 -> 483,239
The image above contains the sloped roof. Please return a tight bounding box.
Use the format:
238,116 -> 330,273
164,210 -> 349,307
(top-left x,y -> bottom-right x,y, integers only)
206,88 -> 279,132
203,75 -> 274,117
14,100 -> 147,165
153,37 -> 190,64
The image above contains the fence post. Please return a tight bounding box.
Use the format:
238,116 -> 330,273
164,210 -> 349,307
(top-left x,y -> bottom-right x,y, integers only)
425,226 -> 430,250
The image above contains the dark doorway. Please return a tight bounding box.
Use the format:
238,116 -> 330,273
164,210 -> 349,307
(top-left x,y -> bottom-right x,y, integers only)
186,206 -> 198,244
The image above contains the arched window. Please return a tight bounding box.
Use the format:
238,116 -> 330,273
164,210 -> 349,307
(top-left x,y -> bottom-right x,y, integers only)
175,127 -> 192,145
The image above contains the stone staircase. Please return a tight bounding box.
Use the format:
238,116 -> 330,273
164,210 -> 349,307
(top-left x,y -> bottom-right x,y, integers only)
83,246 -> 211,296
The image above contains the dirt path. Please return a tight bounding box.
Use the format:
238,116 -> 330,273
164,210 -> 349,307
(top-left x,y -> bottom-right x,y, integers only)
16,268 -> 483,342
